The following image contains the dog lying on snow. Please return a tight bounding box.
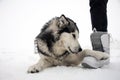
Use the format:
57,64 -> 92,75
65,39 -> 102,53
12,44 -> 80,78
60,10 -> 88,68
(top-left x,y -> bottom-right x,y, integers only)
27,15 -> 109,73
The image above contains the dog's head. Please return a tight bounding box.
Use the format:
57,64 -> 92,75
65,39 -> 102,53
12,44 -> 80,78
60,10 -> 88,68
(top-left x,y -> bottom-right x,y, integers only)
57,15 -> 82,53
37,14 -> 82,53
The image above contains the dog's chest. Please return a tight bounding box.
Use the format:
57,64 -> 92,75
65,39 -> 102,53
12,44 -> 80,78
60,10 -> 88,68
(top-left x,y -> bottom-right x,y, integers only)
52,41 -> 66,56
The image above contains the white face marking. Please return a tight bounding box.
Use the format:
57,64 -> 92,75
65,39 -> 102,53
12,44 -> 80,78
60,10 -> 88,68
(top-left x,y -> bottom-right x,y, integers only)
60,30 -> 81,53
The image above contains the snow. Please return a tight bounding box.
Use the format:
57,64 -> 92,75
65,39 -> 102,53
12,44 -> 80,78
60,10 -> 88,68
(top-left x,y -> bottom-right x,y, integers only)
0,48 -> 120,80
0,0 -> 120,80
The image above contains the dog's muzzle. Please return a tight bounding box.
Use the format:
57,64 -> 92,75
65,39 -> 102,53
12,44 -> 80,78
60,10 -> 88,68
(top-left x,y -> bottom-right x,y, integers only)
68,47 -> 82,54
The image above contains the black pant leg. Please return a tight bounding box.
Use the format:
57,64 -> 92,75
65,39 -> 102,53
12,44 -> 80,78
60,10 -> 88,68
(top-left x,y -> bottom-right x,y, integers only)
90,0 -> 108,32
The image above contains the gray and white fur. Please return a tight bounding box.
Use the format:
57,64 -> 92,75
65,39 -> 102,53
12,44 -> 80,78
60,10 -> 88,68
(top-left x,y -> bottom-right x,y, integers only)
27,15 -> 109,73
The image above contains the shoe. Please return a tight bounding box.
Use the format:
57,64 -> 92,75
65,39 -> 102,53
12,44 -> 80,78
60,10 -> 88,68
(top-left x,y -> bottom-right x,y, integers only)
90,31 -> 110,54
82,31 -> 110,69
101,34 -> 110,54
82,56 -> 109,69
90,31 -> 110,63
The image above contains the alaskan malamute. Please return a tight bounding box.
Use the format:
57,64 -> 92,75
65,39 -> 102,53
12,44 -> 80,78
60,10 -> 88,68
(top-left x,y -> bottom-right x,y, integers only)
28,15 -> 109,73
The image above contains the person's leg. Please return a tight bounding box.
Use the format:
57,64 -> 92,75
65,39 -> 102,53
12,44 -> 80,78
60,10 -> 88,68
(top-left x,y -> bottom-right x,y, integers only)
90,0 -> 109,53
90,0 -> 108,32
82,0 -> 110,69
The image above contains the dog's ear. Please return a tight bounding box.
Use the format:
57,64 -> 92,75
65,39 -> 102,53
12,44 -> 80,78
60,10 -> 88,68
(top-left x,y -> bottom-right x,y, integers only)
60,14 -> 66,19
59,14 -> 69,28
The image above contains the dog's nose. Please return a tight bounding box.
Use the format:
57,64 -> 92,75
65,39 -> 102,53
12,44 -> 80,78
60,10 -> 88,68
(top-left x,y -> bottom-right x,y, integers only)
74,47 -> 82,53
78,47 -> 82,52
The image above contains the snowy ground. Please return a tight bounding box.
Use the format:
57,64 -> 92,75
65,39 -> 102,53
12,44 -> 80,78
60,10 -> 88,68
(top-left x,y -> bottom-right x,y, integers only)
0,41 -> 120,80
0,0 -> 120,80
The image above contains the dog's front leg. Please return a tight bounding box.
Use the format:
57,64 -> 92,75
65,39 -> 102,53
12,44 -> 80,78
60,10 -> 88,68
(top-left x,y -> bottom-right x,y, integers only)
80,49 -> 109,60
27,58 -> 52,73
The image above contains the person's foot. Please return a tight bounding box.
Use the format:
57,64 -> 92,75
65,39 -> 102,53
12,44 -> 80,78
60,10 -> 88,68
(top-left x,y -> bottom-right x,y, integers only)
82,56 -> 109,69
82,31 -> 110,69
90,32 -> 110,53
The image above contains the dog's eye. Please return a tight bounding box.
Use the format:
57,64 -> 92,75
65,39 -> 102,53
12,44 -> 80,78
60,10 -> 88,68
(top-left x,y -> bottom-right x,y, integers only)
72,34 -> 76,39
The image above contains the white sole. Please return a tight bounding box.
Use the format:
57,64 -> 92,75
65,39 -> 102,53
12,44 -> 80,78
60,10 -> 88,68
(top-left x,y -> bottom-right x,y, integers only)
82,56 -> 109,69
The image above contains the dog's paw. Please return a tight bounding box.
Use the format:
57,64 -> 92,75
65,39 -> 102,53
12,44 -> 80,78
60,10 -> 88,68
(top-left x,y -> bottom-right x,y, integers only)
97,52 -> 109,60
27,64 -> 42,73
100,54 -> 109,60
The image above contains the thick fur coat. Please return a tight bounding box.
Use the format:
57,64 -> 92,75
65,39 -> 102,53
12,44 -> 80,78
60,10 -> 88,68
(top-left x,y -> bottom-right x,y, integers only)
27,15 -> 109,73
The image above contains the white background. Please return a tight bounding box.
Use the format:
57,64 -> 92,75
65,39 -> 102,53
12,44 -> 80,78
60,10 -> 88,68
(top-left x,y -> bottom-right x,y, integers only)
0,0 -> 120,80
0,0 -> 120,52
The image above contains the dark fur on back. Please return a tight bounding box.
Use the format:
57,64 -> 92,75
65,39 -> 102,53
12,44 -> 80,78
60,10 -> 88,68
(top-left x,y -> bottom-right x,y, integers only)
36,31 -> 55,52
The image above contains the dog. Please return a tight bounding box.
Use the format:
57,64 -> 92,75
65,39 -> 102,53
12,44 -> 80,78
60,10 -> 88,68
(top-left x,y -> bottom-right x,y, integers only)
27,15 -> 109,73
